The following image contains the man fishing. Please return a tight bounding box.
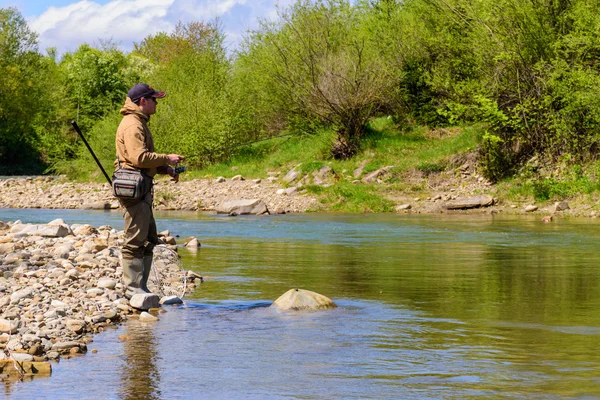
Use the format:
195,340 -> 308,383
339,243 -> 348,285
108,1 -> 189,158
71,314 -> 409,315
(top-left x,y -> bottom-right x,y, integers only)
115,83 -> 185,298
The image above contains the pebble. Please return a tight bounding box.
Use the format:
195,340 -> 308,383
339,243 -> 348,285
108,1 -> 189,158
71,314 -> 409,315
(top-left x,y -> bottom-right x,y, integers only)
0,218 -> 195,366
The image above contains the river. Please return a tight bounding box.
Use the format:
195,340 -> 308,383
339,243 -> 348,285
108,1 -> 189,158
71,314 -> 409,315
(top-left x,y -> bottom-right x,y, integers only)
1,209 -> 600,399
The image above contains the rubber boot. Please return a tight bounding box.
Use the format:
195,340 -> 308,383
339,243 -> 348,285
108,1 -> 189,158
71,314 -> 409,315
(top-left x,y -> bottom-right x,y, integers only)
140,255 -> 154,294
122,257 -> 146,299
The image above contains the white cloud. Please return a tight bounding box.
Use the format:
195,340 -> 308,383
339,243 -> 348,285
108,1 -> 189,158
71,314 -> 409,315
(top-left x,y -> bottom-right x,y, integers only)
25,0 -> 290,55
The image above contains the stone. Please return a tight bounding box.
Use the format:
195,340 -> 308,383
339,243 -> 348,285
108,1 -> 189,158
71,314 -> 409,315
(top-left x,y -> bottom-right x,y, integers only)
10,353 -> 34,362
48,218 -> 67,226
185,238 -> 200,249
139,312 -> 159,322
271,288 -> 337,311
129,294 -> 160,311
283,165 -> 301,183
396,204 -> 412,211
0,318 -> 20,334
80,201 -> 112,210
51,299 -> 69,309
11,287 -> 33,303
444,195 -> 494,210
216,176 -> 226,183
553,201 -> 570,213
525,205 -> 538,212
160,295 -> 183,305
98,279 -> 117,289
216,199 -> 269,216
0,243 -> 15,254
66,319 -> 85,334
72,224 -> 98,236
361,166 -> 394,184
163,236 -> 177,245
51,341 -> 84,353
10,224 -> 71,238
231,175 -> 245,181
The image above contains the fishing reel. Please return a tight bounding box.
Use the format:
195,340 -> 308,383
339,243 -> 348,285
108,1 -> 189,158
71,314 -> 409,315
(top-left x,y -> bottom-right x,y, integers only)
174,166 -> 187,174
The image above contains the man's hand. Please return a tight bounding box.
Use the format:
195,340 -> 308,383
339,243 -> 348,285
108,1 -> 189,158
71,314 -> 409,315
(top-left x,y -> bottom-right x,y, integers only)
167,166 -> 180,183
167,154 -> 185,166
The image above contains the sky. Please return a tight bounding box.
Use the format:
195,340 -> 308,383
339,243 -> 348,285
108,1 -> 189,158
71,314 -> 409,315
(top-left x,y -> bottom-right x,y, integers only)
0,0 -> 295,55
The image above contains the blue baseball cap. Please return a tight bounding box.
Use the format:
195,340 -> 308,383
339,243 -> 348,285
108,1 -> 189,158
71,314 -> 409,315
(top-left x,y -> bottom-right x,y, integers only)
127,83 -> 166,103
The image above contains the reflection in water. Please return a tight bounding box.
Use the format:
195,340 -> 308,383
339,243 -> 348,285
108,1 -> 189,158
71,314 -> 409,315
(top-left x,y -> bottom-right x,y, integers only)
121,320 -> 161,400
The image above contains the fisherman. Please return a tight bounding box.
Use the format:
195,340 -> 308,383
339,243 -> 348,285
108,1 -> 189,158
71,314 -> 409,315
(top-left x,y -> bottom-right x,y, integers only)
115,83 -> 185,298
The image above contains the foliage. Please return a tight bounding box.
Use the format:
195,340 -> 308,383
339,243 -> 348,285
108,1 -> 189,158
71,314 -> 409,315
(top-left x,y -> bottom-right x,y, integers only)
235,0 -> 399,158
0,8 -> 47,173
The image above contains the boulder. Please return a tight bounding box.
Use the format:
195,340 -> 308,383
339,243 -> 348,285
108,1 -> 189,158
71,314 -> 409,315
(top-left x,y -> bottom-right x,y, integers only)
129,294 -> 160,311
216,199 -> 269,216
283,165 -> 302,183
525,205 -> 538,212
271,288 -> 337,311
160,295 -> 183,305
185,237 -> 201,249
80,201 -> 112,210
361,166 -> 394,184
10,223 -> 71,238
444,195 -> 494,210
552,201 -> 570,213
312,166 -> 336,185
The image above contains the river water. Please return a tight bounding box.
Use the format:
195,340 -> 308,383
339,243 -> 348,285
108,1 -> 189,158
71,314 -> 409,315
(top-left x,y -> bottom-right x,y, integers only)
1,209 -> 600,399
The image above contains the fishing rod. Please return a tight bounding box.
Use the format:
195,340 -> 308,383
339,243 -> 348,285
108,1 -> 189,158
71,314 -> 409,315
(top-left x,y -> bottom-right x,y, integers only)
71,121 -> 113,185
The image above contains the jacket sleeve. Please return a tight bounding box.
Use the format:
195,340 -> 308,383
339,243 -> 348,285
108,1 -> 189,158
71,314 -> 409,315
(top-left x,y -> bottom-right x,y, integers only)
123,123 -> 169,168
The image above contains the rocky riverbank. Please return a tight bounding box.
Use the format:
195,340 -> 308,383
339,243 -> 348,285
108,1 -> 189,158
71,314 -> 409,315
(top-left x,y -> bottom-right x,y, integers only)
0,173 -> 596,218
0,218 -> 200,376
0,175 -> 319,214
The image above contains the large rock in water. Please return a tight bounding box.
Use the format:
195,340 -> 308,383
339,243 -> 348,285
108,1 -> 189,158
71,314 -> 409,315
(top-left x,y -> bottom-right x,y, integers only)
216,199 -> 269,216
272,288 -> 337,311
444,194 -> 494,210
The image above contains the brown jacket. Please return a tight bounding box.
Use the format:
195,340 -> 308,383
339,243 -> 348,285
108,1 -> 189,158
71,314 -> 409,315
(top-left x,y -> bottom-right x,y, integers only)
114,97 -> 169,177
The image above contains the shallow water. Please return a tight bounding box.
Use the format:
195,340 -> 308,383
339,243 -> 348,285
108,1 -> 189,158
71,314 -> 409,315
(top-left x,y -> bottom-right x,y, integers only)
2,209 -> 600,398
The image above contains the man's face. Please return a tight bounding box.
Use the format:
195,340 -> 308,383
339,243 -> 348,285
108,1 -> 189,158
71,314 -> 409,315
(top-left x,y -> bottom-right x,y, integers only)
139,96 -> 158,115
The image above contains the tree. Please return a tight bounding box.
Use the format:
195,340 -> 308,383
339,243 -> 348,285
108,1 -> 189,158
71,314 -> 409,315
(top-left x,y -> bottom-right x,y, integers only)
0,8 -> 46,173
236,0 -> 398,159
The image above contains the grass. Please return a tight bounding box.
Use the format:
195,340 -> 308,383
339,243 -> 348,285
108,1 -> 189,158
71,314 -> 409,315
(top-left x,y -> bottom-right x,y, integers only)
187,117 -> 482,212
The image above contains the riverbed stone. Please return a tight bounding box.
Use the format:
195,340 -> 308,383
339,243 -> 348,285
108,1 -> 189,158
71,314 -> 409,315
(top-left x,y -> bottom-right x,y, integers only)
445,195 -> 494,210
10,223 -> 71,238
139,311 -> 159,322
160,295 -> 183,305
553,201 -> 570,213
10,353 -> 34,362
216,199 -> 269,216
525,205 -> 538,212
272,288 -> 337,311
0,318 -> 20,334
80,201 -> 112,210
185,237 -> 200,249
362,166 -> 394,184
129,294 -> 160,311
98,279 -> 117,289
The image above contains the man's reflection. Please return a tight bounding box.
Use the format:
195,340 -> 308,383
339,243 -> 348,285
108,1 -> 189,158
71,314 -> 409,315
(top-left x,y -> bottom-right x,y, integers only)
121,319 -> 161,400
